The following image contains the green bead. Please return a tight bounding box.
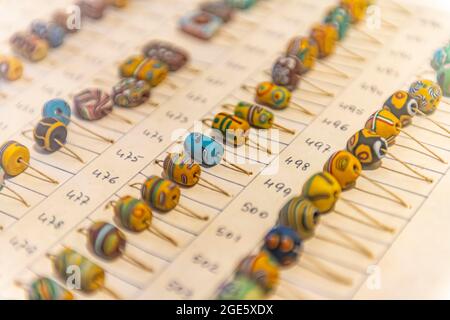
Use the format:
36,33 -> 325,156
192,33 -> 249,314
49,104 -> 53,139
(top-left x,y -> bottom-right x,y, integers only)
324,6 -> 350,40
437,65 -> 450,97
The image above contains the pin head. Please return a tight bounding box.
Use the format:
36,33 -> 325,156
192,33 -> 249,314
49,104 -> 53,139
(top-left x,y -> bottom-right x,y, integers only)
112,78 -> 151,108
263,226 -> 302,267
437,64 -> 450,97
143,41 -> 190,72
28,277 -> 74,300
347,129 -> 388,170
383,90 -> 418,127
302,172 -> 342,213
324,150 -> 362,190
255,82 -> 291,110
236,251 -> 279,293
0,55 -> 23,81
286,36 -> 319,75
163,153 -> 201,187
184,132 -> 224,167
279,197 -> 320,240
365,109 -> 401,144
340,0 -> 368,23
271,55 -> 302,91
30,20 -> 65,48
211,112 -> 250,146
310,23 -> 338,59
141,176 -> 180,212
0,141 -> 30,176
431,44 -> 450,71
114,196 -> 153,232
34,117 -> 68,152
409,80 -> 442,115
217,275 -> 265,300
10,32 -> 48,62
43,99 -> 72,125
88,221 -> 126,260
235,102 -> 274,129
179,11 -> 223,41
119,55 -> 168,87
74,88 -> 113,121
325,6 -> 351,40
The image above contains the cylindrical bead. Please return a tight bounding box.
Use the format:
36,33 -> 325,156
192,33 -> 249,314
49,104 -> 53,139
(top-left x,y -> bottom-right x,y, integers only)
143,41 -> 190,72
255,82 -> 292,110
236,251 -> 279,293
30,20 -> 65,48
234,102 -> 274,129
42,99 -> 72,125
10,32 -> 48,62
278,197 -> 320,240
183,133 -> 224,167
0,141 -> 30,176
0,55 -> 23,81
28,277 -> 74,300
263,226 -> 302,267
74,88 -> 113,120
33,118 -> 68,152
111,78 -> 151,108
271,55 -> 302,91
119,55 -> 168,87
141,176 -> 180,212
114,196 -> 153,232
310,23 -> 338,59
211,112 -> 250,146
286,36 -> 318,75
88,221 -> 126,260
163,153 -> 201,187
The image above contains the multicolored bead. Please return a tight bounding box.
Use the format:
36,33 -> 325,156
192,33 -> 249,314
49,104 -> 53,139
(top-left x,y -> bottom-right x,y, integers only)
278,197 -> 321,240
111,78 -> 151,108
225,0 -> 257,9
179,11 -> 223,40
0,141 -> 30,177
340,0 -> 369,23
431,44 -> 450,71
211,112 -> 250,146
119,55 -> 168,87
236,251 -> 279,292
200,1 -> 234,22
408,80 -> 442,115
113,196 -> 153,232
0,55 -> 23,81
163,153 -> 201,187
88,221 -> 126,260
302,172 -> 342,213
10,32 -> 49,62
33,118 -> 68,152
437,64 -> 450,97
142,41 -> 190,72
42,99 -> 72,125
141,176 -> 180,212
271,55 -> 302,91
28,277 -> 74,300
324,6 -> 351,40
77,0 -> 107,19
30,20 -> 65,48
184,132 -> 225,167
263,226 -> 302,267
324,150 -> 362,190
365,109 -> 401,144
382,90 -> 418,127
233,102 -> 274,129
74,88 -> 113,121
286,36 -> 318,74
217,276 -> 265,300
255,82 -> 291,110
347,129 -> 388,170
310,23 -> 338,59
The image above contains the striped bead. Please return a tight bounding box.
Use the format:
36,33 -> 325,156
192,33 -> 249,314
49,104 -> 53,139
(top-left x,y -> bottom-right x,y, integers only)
236,251 -> 279,292
119,55 -> 168,87
10,32 -> 48,62
324,150 -> 362,190
347,129 -> 388,170
255,82 -> 291,110
278,197 -> 320,240
33,118 -> 68,152
286,36 -> 318,75
53,248 -> 105,293
143,41 -> 189,72
310,23 -> 338,59
211,112 -> 250,146
409,79 -> 442,115
0,55 -> 23,81
163,153 -> 201,187
234,102 -> 274,129
42,99 -> 72,125
112,78 -> 151,108
184,132 -> 224,167
141,176 -> 180,212
114,196 -> 152,232
0,140 -> 30,176
28,277 -> 74,300
302,172 -> 341,213
30,20 -> 65,48
263,226 -> 302,267
217,276 -> 265,300
88,221 -> 126,259
382,91 -> 418,127
74,89 -> 113,121
365,109 -> 401,145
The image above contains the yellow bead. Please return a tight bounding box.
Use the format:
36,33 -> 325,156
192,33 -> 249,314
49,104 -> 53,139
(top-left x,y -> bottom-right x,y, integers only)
119,55 -> 168,87
340,0 -> 369,23
409,80 -> 442,115
163,153 -> 201,187
141,176 -> 180,212
310,23 -> 338,58
0,141 -> 30,176
365,109 -> 401,145
0,55 -> 23,81
302,172 -> 341,213
212,112 -> 251,146
255,82 -> 291,110
324,150 -> 362,190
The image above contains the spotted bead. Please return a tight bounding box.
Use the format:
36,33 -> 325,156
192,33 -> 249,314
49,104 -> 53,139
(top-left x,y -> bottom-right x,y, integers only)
0,55 -> 23,81
200,1 -> 234,22
77,0 -> 107,19
310,23 -> 338,59
141,176 -> 180,212
111,78 -> 151,108
28,277 -> 74,300
184,132 -> 225,167
431,44 -> 450,71
10,32 -> 48,62
143,41 -> 190,72
271,55 -> 302,91
234,102 -> 274,129
119,55 -> 168,87
88,221 -> 126,259
179,11 -> 223,41
340,0 -> 369,23
286,36 -> 318,74
437,64 -> 450,97
74,88 -> 113,121
302,172 -> 342,214
324,150 -> 362,190
225,0 -> 257,9
0,141 -> 30,176
114,196 -> 153,232
263,226 -> 302,267
382,90 -> 418,127
278,197 -> 320,240
33,118 -> 68,153
236,251 -> 279,292
53,248 -> 105,292
42,99 -> 72,125
409,80 -> 442,115
324,6 -> 351,40
365,109 -> 401,145
217,276 -> 265,300
347,129 -> 388,170
211,112 -> 250,146
30,20 -> 65,48
255,82 -> 291,110
163,153 -> 201,187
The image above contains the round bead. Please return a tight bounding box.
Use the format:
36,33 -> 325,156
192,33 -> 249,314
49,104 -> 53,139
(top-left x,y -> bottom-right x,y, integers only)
365,109 -> 401,144
310,23 -> 338,59
42,99 -> 72,125
179,11 -> 223,41
163,153 -> 201,187
10,32 -> 48,62
119,55 -> 168,87
271,55 -> 302,91
0,141 -> 30,176
0,55 -> 23,81
255,81 -> 292,110
200,1 -> 234,23
30,20 -> 65,48
263,226 -> 302,267
340,0 -> 368,23
111,78 -> 151,108
382,90 -> 418,127
77,0 -> 107,19
324,6 -> 351,40
234,102 -> 274,129
211,112 -> 250,146
52,9 -> 79,33
114,196 -> 152,232
437,64 -> 450,97
431,45 -> 450,71
217,276 -> 265,300
324,150 -> 362,190
184,132 -> 224,167
141,176 -> 180,212
346,129 -> 388,170
286,36 -> 318,74
278,197 -> 320,240
236,251 -> 279,292
74,88 -> 113,121
408,80 -> 442,115
88,221 -> 126,260
53,248 -> 105,293
302,172 -> 342,213
33,118 -> 67,152
225,0 -> 257,9
143,41 -> 190,72
28,277 -> 74,300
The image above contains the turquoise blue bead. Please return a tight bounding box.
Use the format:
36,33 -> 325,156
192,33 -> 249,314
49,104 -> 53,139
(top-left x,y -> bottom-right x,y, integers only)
42,99 -> 72,125
184,132 -> 224,167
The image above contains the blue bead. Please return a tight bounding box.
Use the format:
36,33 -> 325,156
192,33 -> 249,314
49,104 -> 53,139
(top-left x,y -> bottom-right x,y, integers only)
263,226 -> 302,267
42,99 -> 72,125
30,20 -> 65,48
184,132 -> 224,167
